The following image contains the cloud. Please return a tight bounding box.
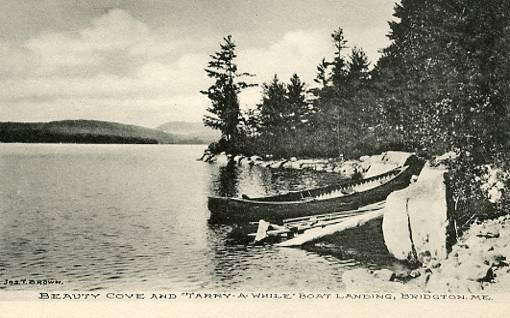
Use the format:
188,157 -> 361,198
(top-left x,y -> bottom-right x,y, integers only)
241,30 -> 331,82
0,9 -> 212,126
21,9 -> 146,75
0,9 -> 364,126
238,30 -> 332,107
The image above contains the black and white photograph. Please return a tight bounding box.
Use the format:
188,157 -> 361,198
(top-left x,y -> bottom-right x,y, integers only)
0,0 -> 508,317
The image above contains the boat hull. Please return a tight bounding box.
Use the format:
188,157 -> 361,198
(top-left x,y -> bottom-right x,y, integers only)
208,163 -> 421,223
208,196 -> 359,223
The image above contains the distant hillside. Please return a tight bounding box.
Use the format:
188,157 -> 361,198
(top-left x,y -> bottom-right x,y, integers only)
0,120 -> 205,144
156,121 -> 220,144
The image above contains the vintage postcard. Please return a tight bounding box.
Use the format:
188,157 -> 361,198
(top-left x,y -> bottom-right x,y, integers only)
0,0 -> 509,317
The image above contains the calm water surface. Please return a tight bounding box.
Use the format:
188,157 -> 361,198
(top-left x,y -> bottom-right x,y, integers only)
0,144 -> 404,291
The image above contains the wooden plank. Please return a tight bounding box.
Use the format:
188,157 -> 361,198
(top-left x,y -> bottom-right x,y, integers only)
281,201 -> 385,223
295,210 -> 378,229
248,228 -> 290,237
284,211 -> 365,228
276,209 -> 384,247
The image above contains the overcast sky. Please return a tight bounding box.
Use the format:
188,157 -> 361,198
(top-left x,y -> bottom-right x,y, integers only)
0,0 -> 396,127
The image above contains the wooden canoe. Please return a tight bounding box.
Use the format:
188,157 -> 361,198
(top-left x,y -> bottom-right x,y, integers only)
208,160 -> 423,224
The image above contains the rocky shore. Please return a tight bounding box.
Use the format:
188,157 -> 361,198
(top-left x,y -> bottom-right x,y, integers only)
343,214 -> 510,293
200,148 -> 509,294
342,158 -> 508,294
198,150 -> 414,179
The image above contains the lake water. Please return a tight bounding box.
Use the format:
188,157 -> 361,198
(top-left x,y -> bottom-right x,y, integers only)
0,144 -> 404,292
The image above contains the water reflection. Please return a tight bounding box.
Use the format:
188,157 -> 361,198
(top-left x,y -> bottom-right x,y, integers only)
210,163 -> 347,199
215,163 -> 240,197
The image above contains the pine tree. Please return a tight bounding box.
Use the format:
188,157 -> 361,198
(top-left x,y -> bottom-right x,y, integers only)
287,73 -> 310,128
347,47 -> 370,91
257,74 -> 289,135
314,27 -> 350,156
330,27 -> 349,87
313,58 -> 331,88
345,47 -> 374,137
201,35 -> 255,151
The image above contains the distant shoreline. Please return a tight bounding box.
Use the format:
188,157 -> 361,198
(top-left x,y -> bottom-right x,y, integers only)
0,142 -> 208,146
0,120 -> 214,145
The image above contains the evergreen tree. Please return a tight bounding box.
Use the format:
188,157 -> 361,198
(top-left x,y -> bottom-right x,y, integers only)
346,47 -> 372,131
314,27 -> 350,156
201,35 -> 255,151
240,108 -> 260,137
257,75 -> 290,135
330,27 -> 349,87
287,73 -> 310,128
372,0 -> 510,228
347,47 -> 370,91
313,58 -> 331,88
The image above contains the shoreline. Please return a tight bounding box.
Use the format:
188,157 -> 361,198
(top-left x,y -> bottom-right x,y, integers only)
343,214 -> 510,293
201,149 -> 509,294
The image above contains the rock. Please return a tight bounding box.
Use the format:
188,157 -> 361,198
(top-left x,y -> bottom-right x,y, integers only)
405,164 -> 451,261
394,271 -> 410,280
290,161 -> 303,169
280,160 -> 302,169
431,151 -> 458,167
290,157 -> 297,162
215,153 -> 230,165
233,155 -> 243,164
488,188 -> 503,203
419,250 -> 432,262
263,161 -> 274,168
477,231 -> 500,239
365,151 -> 417,178
394,269 -> 422,282
270,160 -> 287,169
373,269 -> 396,281
487,253 -> 507,267
339,160 -> 361,178
409,270 -> 422,278
281,161 -> 293,169
382,188 -> 416,261
359,155 -> 370,162
342,269 -> 408,292
239,156 -> 251,166
204,154 -> 216,162
419,212 -> 510,292
382,163 -> 451,262
430,260 -> 441,269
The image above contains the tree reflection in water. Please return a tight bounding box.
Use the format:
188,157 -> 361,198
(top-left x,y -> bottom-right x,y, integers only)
215,162 -> 240,197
